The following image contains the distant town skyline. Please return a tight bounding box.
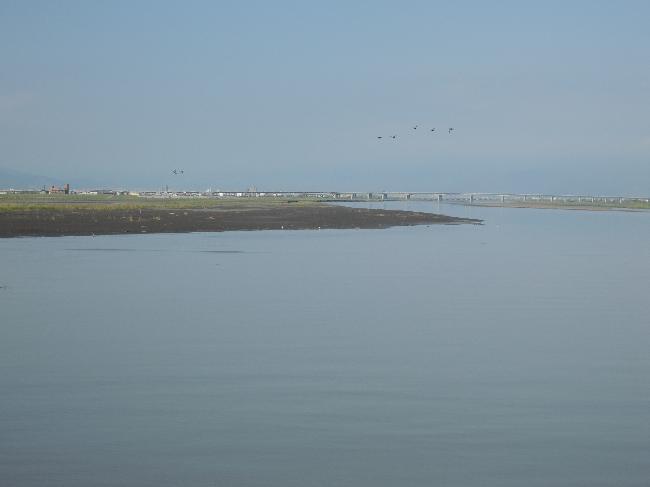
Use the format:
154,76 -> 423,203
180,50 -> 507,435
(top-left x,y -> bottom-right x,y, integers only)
1,1 -> 649,195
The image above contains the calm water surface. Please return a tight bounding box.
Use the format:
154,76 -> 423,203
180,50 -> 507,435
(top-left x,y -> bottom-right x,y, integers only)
1,203 -> 649,486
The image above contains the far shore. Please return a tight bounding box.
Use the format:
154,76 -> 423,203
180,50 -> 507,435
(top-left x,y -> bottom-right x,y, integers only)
0,197 -> 481,237
454,201 -> 650,212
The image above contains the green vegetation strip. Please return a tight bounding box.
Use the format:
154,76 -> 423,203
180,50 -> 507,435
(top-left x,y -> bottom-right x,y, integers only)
472,199 -> 650,210
0,194 -> 323,212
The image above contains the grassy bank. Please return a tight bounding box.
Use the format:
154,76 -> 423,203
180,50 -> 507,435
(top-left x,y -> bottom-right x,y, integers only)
465,199 -> 650,211
0,194 -> 322,212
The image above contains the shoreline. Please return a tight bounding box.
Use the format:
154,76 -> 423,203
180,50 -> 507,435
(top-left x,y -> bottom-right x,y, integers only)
453,201 -> 650,212
0,203 -> 481,238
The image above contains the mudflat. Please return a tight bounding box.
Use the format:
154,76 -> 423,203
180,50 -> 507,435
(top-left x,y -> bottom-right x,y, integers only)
0,201 -> 480,237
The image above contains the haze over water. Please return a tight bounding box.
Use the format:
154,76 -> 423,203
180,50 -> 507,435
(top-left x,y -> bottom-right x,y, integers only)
3,2 -> 650,193
1,203 -> 649,486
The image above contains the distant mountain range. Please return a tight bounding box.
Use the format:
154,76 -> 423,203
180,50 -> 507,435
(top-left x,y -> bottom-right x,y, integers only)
0,167 -> 68,190
0,167 -> 109,190
0,167 -> 205,192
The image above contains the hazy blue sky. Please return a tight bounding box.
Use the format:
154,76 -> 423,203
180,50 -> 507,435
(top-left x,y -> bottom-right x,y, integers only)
1,1 -> 649,193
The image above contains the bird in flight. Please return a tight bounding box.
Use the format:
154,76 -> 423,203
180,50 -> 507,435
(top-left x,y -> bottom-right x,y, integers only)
172,169 -> 185,175
391,135 -> 397,139
448,127 -> 454,134
430,128 -> 436,132
413,125 -> 418,130
377,136 -> 383,139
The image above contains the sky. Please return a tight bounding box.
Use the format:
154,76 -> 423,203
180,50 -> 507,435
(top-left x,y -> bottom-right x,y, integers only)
1,0 -> 649,194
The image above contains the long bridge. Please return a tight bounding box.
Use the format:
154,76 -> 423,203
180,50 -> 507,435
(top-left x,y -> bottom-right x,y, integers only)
34,188 -> 642,206
3,187 -> 647,207
143,190 -> 649,206
328,192 -> 650,205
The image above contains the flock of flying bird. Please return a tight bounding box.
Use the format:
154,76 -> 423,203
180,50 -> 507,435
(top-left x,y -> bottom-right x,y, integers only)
169,125 -> 456,175
377,125 -> 454,140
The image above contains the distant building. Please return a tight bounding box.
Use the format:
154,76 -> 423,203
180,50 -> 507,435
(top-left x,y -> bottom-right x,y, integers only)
47,183 -> 70,194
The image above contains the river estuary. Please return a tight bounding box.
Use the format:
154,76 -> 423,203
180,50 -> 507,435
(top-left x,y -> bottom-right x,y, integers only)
1,202 -> 649,486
